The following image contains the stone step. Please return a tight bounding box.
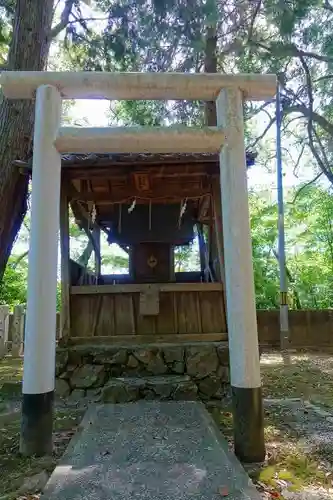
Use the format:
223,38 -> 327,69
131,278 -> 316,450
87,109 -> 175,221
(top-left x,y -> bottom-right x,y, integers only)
56,341 -> 230,402
42,402 -> 262,500
101,375 -> 198,403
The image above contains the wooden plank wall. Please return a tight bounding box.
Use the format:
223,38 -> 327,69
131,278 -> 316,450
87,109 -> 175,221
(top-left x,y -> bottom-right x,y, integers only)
70,290 -> 226,339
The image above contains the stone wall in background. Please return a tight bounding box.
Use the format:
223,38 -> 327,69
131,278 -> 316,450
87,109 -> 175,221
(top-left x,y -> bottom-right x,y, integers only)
55,343 -> 230,403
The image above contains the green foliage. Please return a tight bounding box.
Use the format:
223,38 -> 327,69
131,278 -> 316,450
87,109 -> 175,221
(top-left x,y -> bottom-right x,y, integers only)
175,242 -> 199,272
0,258 -> 27,308
102,252 -> 129,272
264,0 -> 321,37
249,184 -> 333,309
285,185 -> 333,308
249,192 -> 280,308
0,1 -> 12,64
113,100 -> 165,126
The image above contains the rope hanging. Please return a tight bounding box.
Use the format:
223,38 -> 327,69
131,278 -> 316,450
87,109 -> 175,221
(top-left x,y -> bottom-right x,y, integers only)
178,197 -> 188,228
128,198 -> 136,213
91,203 -> 97,225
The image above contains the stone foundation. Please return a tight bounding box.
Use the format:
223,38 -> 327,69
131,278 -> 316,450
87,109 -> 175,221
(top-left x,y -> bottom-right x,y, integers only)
55,342 -> 230,402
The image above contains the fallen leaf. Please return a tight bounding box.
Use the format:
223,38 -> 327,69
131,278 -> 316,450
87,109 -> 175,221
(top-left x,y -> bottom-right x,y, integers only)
218,486 -> 229,497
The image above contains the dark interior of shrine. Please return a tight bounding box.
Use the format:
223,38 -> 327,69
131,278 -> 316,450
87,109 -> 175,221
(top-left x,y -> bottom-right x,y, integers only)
56,151 -> 256,286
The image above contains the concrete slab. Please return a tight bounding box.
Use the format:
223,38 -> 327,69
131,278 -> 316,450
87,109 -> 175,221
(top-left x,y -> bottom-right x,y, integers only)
42,401 -> 260,500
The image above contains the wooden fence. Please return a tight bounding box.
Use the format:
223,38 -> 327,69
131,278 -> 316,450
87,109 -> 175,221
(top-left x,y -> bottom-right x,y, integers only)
0,305 -> 62,358
1,305 -> 333,358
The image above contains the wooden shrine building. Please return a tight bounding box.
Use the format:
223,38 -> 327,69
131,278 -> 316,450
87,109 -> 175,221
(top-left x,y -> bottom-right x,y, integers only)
1,71 -> 276,463
61,151 -> 253,342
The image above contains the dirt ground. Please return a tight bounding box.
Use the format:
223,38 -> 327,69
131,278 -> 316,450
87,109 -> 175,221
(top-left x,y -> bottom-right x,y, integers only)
1,351 -> 333,499
210,352 -> 333,500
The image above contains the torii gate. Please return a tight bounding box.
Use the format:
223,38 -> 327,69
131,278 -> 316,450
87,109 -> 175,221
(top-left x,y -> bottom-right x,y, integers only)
0,71 -> 276,462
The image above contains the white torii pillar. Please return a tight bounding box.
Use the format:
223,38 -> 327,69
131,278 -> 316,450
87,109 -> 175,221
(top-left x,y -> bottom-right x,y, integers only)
216,88 -> 265,463
20,85 -> 62,456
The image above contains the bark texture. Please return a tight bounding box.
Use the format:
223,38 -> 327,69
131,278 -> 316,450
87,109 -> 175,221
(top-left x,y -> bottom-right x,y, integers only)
0,0 -> 54,281
204,25 -> 217,127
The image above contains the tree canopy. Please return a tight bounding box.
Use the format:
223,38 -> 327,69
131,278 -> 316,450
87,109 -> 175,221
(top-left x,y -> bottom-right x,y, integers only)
1,0 -> 333,311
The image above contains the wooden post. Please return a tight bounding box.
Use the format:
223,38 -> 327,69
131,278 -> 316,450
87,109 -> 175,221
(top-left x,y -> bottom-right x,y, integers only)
93,226 -> 101,283
60,185 -> 70,340
197,223 -> 206,281
11,305 -> 25,357
20,85 -> 62,457
0,305 -> 9,359
169,246 -> 176,282
216,88 -> 265,463
212,177 -> 226,284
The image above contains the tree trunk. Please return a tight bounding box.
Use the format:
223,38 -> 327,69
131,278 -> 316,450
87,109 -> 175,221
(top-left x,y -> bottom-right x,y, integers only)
204,25 -> 217,127
204,23 -> 218,275
0,0 -> 54,281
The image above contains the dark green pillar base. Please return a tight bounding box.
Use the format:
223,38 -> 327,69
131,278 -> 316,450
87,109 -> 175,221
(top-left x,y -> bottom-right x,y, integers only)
20,391 -> 54,456
231,386 -> 265,463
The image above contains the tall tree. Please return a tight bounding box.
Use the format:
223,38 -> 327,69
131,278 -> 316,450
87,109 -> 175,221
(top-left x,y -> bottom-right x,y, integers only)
0,0 -> 54,281
0,0 -> 92,281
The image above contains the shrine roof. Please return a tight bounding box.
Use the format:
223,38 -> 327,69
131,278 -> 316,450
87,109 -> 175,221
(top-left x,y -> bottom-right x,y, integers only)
60,151 -> 256,167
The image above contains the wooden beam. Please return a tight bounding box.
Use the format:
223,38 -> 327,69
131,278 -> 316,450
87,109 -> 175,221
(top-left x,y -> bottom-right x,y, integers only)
67,333 -> 228,345
67,186 -> 210,203
198,194 -> 211,221
70,283 -> 223,295
55,126 -> 227,154
65,164 -> 217,179
15,162 -> 219,179
60,187 -> 71,340
1,71 -> 276,101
